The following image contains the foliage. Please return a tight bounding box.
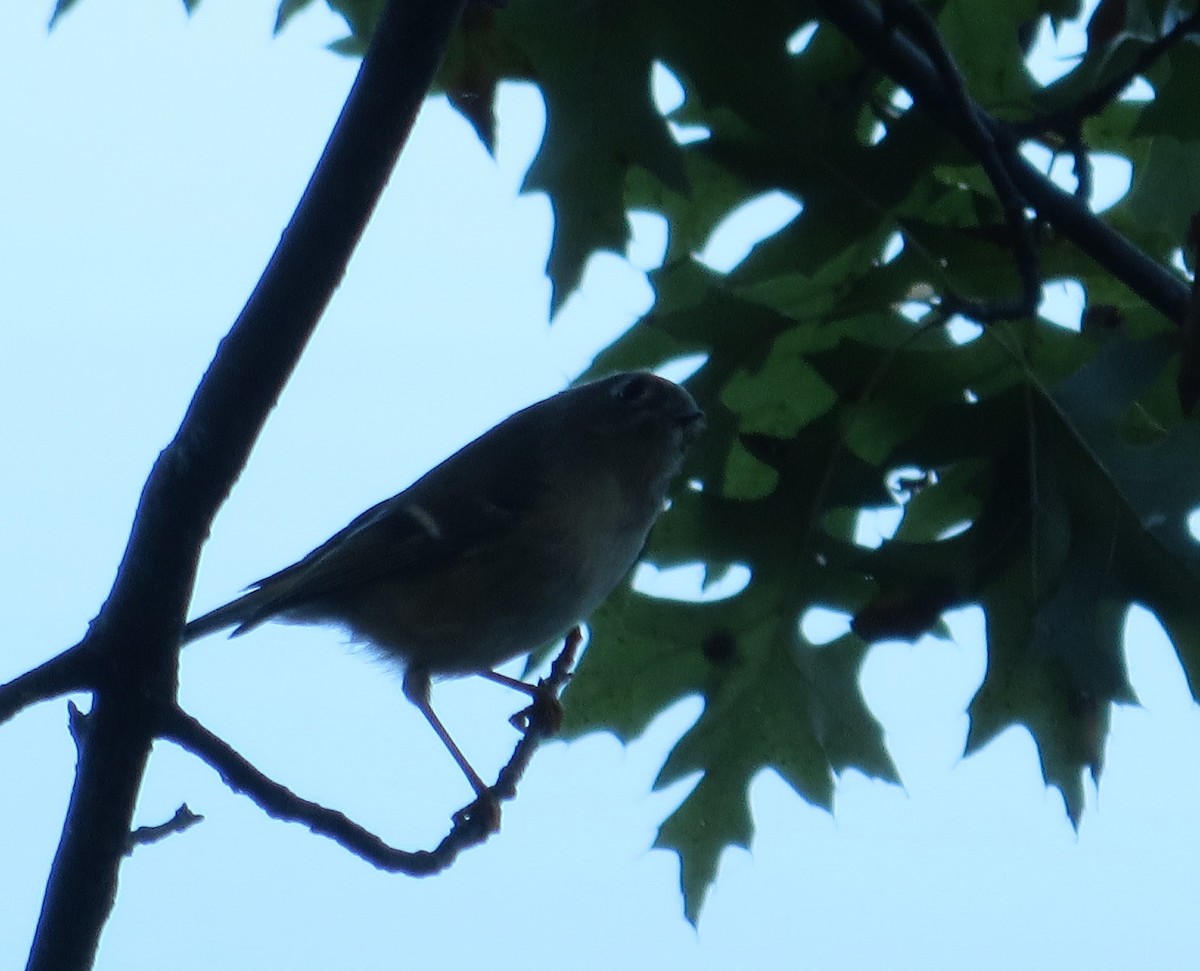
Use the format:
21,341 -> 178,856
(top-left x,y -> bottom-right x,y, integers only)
278,0 -> 1200,920
39,0 -> 1200,928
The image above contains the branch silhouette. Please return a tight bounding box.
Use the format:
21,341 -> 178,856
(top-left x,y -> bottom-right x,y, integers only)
155,631 -> 580,876
816,0 -> 1190,326
20,2 -> 468,968
0,646 -> 93,726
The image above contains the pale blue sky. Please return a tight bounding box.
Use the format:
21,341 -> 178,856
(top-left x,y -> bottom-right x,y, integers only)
3,3 -> 1200,968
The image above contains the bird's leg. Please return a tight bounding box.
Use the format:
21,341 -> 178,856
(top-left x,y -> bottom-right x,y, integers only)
402,667 -> 499,832
480,626 -> 581,735
479,669 -> 539,696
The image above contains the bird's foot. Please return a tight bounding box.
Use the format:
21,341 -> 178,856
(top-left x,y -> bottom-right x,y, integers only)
508,678 -> 564,736
452,788 -> 501,836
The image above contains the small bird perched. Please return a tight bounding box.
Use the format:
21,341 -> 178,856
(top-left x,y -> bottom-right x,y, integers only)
183,371 -> 705,800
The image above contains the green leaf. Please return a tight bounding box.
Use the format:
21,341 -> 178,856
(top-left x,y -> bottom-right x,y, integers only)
1136,42 -> 1200,141
275,0 -> 318,35
323,0 -> 385,55
511,2 -> 686,310
570,395 -> 898,917
1123,136 -> 1200,255
937,0 -> 1041,109
48,0 -> 81,28
360,0 -> 1200,919
653,631 -> 885,923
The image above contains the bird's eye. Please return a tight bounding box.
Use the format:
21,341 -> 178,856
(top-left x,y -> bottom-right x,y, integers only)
611,374 -> 653,404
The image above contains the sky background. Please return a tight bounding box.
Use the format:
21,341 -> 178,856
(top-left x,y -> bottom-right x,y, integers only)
4,2 -> 1200,968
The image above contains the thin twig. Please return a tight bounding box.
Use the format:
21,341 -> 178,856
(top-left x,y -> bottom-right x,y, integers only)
881,0 -> 1041,323
156,631 -> 581,876
125,805 -> 205,856
24,2 -> 471,968
1031,9 -> 1200,136
814,0 -> 1189,324
0,645 -> 93,727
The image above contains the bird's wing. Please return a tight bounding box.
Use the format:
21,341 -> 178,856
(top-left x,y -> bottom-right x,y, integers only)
183,404 -> 552,641
183,490 -> 527,642
254,489 -> 520,601
238,439 -> 549,632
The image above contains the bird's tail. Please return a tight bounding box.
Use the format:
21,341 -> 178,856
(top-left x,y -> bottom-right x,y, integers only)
181,590 -> 270,645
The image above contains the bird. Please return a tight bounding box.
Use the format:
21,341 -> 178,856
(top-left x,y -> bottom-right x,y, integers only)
182,371 -> 705,802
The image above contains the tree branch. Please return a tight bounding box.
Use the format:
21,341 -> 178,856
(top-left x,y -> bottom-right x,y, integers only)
881,0 -> 1041,323
1032,9 -> 1200,136
125,804 -> 205,856
814,0 -> 1190,325
24,2 -> 467,968
0,644 -> 93,727
155,632 -> 579,876
158,705 -> 466,875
